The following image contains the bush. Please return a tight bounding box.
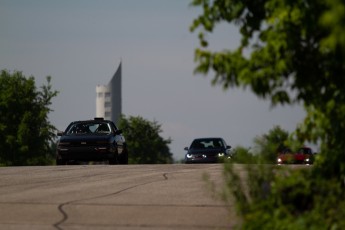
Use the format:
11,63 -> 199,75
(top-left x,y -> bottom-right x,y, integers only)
221,163 -> 345,230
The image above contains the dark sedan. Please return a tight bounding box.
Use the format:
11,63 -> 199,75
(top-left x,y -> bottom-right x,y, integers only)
56,118 -> 128,165
184,137 -> 231,163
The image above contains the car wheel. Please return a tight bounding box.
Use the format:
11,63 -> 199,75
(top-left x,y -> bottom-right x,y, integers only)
56,158 -> 66,165
109,157 -> 118,165
118,151 -> 128,165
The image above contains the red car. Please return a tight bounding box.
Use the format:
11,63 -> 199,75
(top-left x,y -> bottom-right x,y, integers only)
277,147 -> 315,165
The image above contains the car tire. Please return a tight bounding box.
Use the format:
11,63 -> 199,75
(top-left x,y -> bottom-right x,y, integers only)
56,158 -> 66,165
118,151 -> 128,165
109,157 -> 118,165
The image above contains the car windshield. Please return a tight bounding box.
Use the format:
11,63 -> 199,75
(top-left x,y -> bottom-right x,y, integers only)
65,122 -> 111,135
297,148 -> 312,154
281,148 -> 292,154
190,139 -> 224,149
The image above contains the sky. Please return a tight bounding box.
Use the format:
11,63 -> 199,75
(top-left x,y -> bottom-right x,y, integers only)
1,0 -> 306,160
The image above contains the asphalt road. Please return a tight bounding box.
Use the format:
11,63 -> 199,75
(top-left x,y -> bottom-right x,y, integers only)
0,164 -> 237,230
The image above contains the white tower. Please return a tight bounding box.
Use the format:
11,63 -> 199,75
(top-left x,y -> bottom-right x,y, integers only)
96,85 -> 111,120
95,63 -> 122,124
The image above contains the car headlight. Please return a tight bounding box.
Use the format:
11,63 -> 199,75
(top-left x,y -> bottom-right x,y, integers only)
58,142 -> 70,151
58,142 -> 70,145
277,158 -> 282,163
186,154 -> 193,159
305,158 -> 310,162
218,153 -> 225,157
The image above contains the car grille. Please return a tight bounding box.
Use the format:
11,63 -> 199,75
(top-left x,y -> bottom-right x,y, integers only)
73,141 -> 94,146
63,141 -> 109,147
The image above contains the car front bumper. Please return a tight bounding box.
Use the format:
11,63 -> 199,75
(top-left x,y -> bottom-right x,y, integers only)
57,145 -> 117,161
185,156 -> 219,163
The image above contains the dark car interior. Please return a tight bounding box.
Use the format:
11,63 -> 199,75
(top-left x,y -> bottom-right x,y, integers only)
191,139 -> 224,149
66,123 -> 111,135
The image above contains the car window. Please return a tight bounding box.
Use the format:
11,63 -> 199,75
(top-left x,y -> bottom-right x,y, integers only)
213,139 -> 224,148
191,141 -> 204,149
282,148 -> 292,154
95,123 -> 110,133
191,139 -> 224,149
65,122 -> 111,135
298,148 -> 311,154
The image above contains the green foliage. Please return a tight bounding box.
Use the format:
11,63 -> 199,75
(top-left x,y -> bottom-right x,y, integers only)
190,0 -> 345,229
221,164 -> 345,230
190,0 -> 345,175
253,125 -> 289,163
231,146 -> 257,164
231,126 -> 289,164
0,70 -> 58,166
118,115 -> 173,164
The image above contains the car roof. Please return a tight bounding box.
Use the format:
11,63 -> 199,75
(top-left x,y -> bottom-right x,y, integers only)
193,137 -> 224,141
70,119 -> 112,124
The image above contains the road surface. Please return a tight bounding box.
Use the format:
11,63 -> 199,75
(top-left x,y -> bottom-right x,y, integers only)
0,164 -> 237,230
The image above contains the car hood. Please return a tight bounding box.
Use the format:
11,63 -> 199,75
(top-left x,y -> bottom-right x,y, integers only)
294,153 -> 307,161
277,153 -> 309,162
187,148 -> 225,155
59,134 -> 112,143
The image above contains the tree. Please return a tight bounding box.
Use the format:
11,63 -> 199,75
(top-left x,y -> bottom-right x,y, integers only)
253,125 -> 289,163
230,126 -> 289,164
190,0 -> 345,229
0,70 -> 58,166
231,146 -> 257,164
190,0 -> 345,176
118,115 -> 173,164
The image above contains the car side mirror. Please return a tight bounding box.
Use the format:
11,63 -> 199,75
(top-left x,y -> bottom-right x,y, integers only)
226,145 -> 231,149
57,131 -> 63,136
115,129 -> 122,135
184,147 -> 189,151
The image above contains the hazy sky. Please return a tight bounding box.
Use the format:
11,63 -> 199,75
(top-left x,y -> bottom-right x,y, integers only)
1,0 -> 306,160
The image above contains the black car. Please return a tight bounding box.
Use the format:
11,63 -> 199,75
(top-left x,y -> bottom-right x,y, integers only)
184,137 -> 231,163
56,118 -> 128,165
